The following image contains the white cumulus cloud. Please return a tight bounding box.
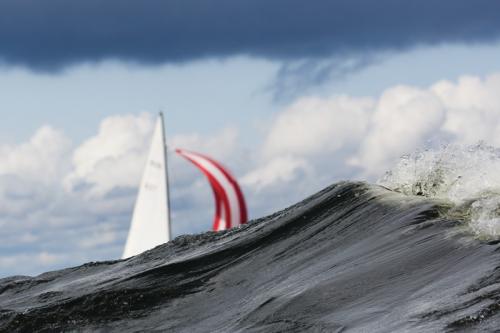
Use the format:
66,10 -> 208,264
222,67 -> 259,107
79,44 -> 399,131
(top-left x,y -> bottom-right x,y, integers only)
433,74 -> 500,145
242,155 -> 310,192
351,85 -> 446,176
65,112 -> 155,197
262,95 -> 373,158
0,126 -> 71,184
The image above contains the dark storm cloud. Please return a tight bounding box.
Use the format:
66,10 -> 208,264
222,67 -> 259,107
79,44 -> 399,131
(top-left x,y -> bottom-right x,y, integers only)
1,0 -> 500,69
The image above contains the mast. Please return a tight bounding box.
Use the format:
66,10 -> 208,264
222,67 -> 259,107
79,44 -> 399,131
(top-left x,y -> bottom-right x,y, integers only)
159,111 -> 172,241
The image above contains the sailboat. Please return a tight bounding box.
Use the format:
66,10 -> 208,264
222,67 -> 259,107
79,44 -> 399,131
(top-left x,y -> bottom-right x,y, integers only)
122,113 -> 247,259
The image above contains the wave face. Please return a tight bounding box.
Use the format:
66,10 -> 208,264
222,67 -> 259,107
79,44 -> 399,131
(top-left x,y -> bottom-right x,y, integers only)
1,181 -> 500,332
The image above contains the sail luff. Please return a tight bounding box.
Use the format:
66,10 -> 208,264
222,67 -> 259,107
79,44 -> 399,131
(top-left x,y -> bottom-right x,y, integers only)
159,112 -> 172,242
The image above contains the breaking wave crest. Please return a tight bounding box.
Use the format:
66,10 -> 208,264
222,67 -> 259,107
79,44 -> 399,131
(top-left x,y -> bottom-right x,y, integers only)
378,142 -> 500,238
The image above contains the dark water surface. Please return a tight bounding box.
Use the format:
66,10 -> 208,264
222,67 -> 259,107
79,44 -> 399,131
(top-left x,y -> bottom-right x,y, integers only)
1,182 -> 499,332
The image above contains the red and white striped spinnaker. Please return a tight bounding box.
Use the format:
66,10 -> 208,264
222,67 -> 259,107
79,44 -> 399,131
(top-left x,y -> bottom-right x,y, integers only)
176,149 -> 248,231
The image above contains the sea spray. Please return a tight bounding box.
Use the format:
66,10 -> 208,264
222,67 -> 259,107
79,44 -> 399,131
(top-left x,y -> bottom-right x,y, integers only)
378,142 -> 500,238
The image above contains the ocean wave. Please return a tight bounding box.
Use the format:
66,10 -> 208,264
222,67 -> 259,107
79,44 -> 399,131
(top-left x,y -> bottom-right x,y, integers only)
1,182 -> 499,331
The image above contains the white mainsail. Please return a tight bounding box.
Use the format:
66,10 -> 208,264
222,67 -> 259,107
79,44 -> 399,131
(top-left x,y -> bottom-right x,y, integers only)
122,114 -> 171,258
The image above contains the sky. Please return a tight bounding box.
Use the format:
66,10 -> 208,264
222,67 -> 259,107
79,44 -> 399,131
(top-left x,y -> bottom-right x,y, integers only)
2,1 -> 500,276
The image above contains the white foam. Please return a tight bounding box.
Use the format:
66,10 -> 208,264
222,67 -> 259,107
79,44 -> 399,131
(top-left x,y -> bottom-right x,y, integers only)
378,143 -> 500,239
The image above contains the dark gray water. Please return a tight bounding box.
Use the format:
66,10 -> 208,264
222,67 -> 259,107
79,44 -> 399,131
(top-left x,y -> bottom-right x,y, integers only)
1,182 -> 499,332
